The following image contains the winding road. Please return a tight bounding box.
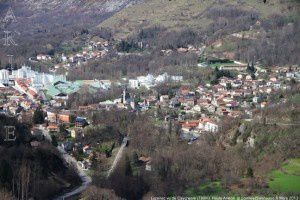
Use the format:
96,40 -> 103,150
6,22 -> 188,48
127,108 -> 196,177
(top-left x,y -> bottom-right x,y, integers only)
39,126 -> 128,198
39,126 -> 92,200
54,146 -> 92,200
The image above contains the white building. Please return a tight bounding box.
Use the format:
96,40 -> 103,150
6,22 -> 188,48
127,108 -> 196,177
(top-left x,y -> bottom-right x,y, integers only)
171,75 -> 183,82
204,121 -> 219,133
12,65 -> 35,79
129,79 -> 140,89
0,69 -> 9,85
155,73 -> 183,83
156,73 -> 169,83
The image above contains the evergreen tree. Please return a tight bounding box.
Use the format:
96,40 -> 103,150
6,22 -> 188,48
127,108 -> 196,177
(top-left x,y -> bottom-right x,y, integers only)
33,108 -> 44,124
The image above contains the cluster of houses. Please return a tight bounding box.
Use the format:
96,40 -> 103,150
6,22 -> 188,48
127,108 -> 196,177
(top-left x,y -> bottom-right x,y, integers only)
0,57 -> 298,171
0,87 -> 38,124
166,66 -> 299,141
97,66 -> 299,142
34,39 -> 111,72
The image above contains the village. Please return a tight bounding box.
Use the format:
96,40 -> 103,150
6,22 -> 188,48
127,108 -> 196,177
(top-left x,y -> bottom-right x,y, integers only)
0,34 -> 299,173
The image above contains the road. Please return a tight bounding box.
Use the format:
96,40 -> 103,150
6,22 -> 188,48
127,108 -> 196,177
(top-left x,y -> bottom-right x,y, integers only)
107,137 -> 128,178
54,146 -> 92,200
39,126 -> 91,200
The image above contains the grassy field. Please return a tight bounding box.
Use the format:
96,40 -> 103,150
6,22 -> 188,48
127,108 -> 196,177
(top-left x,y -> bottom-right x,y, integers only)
268,158 -> 300,194
184,181 -> 224,196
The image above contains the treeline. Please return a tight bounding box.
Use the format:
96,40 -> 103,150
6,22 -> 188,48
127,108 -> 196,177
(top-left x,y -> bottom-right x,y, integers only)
68,50 -> 198,80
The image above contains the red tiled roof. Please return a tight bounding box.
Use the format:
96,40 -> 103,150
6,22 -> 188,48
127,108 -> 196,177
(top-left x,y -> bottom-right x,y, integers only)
180,120 -> 199,128
47,124 -> 58,129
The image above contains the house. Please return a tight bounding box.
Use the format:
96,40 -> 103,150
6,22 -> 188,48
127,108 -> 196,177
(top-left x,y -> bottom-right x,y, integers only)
177,47 -> 188,53
181,120 -> 199,133
61,54 -> 67,62
160,95 -> 169,103
138,156 -> 152,171
216,107 -> 230,116
47,110 -> 57,122
204,121 -> 219,133
37,54 -> 51,61
252,96 -> 261,104
178,86 -> 190,96
75,117 -> 88,128
192,105 -> 201,112
198,117 -> 211,129
260,102 -> 267,108
206,105 -> 216,113
47,124 -> 59,132
58,111 -> 71,123
181,97 -> 196,107
129,79 -> 140,89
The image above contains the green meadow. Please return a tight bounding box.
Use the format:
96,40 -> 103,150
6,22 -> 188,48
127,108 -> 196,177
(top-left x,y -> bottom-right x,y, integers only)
268,158 -> 300,194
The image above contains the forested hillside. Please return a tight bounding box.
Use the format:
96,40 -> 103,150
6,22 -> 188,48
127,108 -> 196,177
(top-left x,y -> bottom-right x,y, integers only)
100,0 -> 300,66
66,0 -> 300,81
0,115 -> 81,199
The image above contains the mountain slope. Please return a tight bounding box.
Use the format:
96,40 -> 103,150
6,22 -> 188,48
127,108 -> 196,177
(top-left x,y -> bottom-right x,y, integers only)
99,0 -> 300,66
0,0 -> 141,64
99,0 -> 299,39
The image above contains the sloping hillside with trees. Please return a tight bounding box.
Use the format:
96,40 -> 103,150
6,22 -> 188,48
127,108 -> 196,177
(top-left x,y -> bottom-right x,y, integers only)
100,0 -> 299,66
84,86 -> 300,198
0,115 -> 81,199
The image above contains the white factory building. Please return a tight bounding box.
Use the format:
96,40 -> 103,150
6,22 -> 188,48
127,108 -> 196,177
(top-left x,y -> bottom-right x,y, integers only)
128,73 -> 183,89
1,65 -> 66,91
0,69 -> 9,85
